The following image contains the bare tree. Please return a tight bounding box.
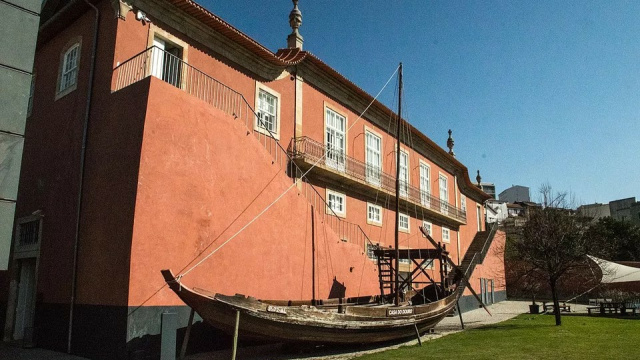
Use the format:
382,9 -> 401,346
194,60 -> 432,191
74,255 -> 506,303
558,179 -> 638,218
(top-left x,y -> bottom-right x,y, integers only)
506,185 -> 609,325
538,181 -> 574,208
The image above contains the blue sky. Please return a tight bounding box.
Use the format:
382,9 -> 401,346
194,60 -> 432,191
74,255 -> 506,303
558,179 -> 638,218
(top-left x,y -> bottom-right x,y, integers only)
202,0 -> 640,205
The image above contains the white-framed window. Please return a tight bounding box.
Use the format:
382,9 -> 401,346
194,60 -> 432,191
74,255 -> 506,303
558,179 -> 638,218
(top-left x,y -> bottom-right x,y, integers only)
439,173 -> 448,213
399,150 -> 409,197
442,227 -> 450,243
27,74 -> 35,117
419,161 -> 431,207
58,42 -> 80,95
325,106 -> 346,171
461,195 -> 466,212
365,130 -> 382,185
477,204 -> 482,231
326,189 -> 346,217
421,221 -> 432,237
399,212 -> 410,232
257,90 -> 277,132
367,203 -> 383,226
399,257 -> 411,265
254,83 -> 281,139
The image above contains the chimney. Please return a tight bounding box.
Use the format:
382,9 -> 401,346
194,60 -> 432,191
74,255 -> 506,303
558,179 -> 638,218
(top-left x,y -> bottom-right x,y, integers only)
287,0 -> 304,49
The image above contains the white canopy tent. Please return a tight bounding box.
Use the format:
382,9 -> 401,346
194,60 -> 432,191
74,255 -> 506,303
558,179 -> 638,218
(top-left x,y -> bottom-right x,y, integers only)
588,255 -> 640,283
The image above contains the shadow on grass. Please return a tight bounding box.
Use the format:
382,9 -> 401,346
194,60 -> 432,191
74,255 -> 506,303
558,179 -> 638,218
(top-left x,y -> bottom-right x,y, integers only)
551,313 -> 640,321
472,322 -> 554,331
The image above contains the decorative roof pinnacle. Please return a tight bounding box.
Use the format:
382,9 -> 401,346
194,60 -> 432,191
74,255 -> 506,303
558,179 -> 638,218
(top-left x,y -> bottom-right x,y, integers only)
287,0 -> 304,49
476,170 -> 482,187
447,129 -> 455,156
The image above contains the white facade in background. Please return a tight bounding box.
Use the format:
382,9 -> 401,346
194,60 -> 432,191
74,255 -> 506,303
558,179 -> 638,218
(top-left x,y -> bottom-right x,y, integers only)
486,200 -> 508,224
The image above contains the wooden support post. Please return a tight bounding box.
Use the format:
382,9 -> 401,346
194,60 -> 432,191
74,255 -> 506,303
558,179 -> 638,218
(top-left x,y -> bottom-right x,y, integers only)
231,310 -> 240,360
414,324 -> 422,346
311,205 -> 316,305
457,301 -> 465,330
179,308 -> 195,360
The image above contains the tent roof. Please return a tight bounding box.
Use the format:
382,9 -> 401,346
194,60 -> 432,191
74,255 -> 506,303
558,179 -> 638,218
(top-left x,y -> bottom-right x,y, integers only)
588,256 -> 640,283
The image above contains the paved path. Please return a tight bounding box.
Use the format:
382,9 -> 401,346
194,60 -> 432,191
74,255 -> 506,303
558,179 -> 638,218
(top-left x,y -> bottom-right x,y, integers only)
185,300 -> 532,360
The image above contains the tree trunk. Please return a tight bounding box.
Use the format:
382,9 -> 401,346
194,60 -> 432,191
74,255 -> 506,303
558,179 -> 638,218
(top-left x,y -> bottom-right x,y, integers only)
549,277 -> 561,326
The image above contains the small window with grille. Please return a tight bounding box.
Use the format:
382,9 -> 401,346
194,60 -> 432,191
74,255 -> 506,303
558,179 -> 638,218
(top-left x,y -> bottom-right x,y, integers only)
18,221 -> 40,247
14,215 -> 42,255
365,243 -> 377,260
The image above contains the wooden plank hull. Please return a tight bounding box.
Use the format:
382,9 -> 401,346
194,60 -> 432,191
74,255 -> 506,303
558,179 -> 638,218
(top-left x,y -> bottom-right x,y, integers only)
162,270 -> 462,344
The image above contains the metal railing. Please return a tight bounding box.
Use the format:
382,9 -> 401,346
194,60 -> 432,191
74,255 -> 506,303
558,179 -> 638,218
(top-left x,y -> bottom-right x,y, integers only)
113,46 -> 374,250
459,221 -> 499,280
476,221 -> 499,265
290,136 -> 467,222
113,46 -> 288,167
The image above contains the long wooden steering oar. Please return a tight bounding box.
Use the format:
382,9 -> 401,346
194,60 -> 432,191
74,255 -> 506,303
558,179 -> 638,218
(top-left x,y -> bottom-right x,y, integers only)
419,226 -> 492,316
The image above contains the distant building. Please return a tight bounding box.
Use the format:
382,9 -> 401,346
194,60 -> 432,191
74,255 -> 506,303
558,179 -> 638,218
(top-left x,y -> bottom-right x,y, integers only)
577,203 -> 611,220
0,0 -> 41,270
609,198 -> 640,226
631,203 -> 640,225
499,185 -> 530,203
506,203 -> 524,217
486,199 -> 508,224
480,183 -> 496,199
578,198 -> 640,226
610,198 -> 636,222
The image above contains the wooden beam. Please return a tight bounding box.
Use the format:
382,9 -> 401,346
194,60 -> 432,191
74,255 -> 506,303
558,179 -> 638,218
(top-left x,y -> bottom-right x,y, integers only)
179,308 -> 195,360
231,310 -> 240,360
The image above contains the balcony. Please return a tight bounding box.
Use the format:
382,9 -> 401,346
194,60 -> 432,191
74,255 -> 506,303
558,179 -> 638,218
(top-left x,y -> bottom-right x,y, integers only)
289,137 -> 467,225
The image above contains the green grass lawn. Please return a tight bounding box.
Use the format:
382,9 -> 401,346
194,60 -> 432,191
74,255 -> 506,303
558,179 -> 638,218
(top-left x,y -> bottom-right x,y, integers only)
355,314 -> 640,360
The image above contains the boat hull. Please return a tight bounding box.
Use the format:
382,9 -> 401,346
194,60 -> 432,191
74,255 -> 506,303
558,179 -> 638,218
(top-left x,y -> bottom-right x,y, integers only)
162,270 -> 461,344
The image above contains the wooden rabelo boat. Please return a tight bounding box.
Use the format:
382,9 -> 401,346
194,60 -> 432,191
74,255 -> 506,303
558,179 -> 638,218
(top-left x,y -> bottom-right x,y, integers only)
162,64 -> 495,345
161,226 -> 495,344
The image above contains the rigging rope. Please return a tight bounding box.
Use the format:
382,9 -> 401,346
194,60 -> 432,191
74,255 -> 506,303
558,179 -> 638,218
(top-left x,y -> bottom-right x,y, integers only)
179,65 -> 401,279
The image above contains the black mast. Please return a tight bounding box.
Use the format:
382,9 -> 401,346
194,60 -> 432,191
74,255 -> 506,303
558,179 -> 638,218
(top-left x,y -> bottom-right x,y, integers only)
394,63 -> 403,306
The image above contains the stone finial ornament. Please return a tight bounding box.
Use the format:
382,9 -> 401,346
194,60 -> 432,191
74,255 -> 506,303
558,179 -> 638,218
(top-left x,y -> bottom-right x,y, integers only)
287,0 -> 304,49
447,129 -> 455,156
476,170 -> 482,187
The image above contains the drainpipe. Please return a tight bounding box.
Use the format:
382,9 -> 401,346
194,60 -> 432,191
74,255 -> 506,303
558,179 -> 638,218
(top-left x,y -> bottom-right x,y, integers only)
68,0 -> 99,354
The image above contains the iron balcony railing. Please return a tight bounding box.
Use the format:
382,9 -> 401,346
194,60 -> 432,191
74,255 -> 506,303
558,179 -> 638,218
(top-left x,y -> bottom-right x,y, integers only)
114,46 -> 250,121
112,46 -> 376,250
290,136 -> 467,223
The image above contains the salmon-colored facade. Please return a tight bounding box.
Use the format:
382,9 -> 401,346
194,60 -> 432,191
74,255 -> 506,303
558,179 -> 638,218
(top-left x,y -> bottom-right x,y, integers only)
1,0 -> 506,358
